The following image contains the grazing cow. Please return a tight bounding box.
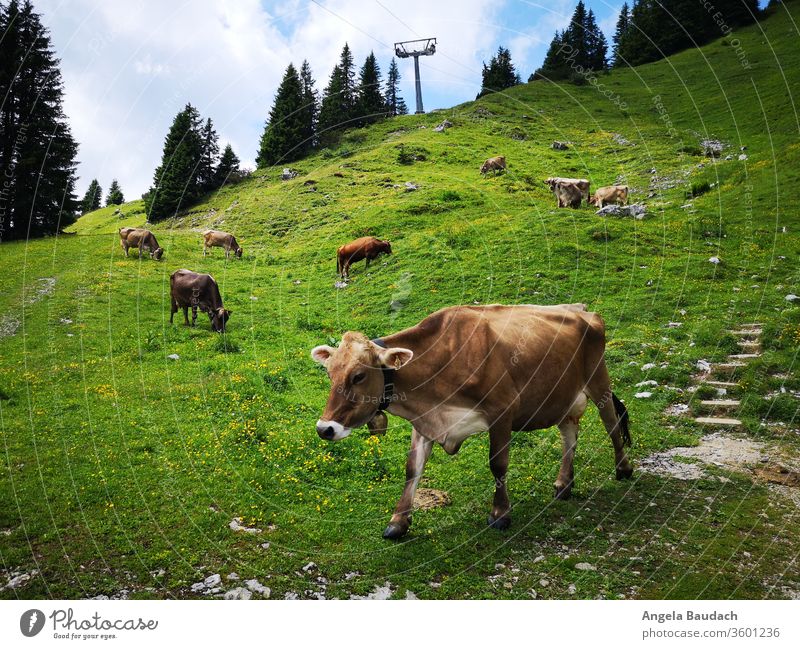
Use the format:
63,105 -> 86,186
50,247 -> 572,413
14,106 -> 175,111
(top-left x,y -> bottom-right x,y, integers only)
480,156 -> 506,175
311,303 -> 633,539
119,227 -> 163,260
336,236 -> 392,279
588,185 -> 629,208
554,181 -> 583,208
203,230 -> 242,259
169,269 -> 231,333
545,177 -> 590,204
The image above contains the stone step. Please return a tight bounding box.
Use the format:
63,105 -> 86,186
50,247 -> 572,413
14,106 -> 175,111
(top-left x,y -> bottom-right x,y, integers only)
737,340 -> 761,349
739,323 -> 764,328
713,362 -> 747,376
702,380 -> 740,389
699,399 -> 741,409
728,353 -> 760,360
694,416 -> 743,427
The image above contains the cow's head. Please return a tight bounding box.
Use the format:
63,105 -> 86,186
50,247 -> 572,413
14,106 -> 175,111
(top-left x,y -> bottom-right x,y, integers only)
587,195 -> 597,206
152,247 -> 164,260
235,247 -> 243,259
210,307 -> 231,333
381,240 -> 392,255
480,161 -> 490,174
311,332 -> 413,441
544,178 -> 557,190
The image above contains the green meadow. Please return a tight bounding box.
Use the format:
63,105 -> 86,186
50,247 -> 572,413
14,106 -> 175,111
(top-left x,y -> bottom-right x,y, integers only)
1,3 -> 799,599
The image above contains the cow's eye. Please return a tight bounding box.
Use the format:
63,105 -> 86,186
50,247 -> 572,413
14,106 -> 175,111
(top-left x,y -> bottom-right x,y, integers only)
352,372 -> 366,385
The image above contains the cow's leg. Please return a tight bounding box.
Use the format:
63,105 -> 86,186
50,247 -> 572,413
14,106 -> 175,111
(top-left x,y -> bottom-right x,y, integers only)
121,242 -> 129,257
170,298 -> 177,324
138,242 -> 144,258
488,420 -> 512,529
586,364 -> 633,480
182,306 -> 190,326
203,244 -> 207,257
191,306 -> 198,326
555,393 -> 587,500
383,427 -> 432,540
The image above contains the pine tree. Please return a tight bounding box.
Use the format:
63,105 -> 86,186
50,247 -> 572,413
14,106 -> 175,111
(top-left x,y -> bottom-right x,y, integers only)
585,9 -> 608,72
318,43 -> 357,133
215,144 -> 241,187
256,63 -> 305,168
106,179 -> 124,206
80,179 -> 102,213
145,103 -> 203,221
384,58 -> 407,116
530,31 -> 570,81
356,52 -> 384,125
0,0 -> 79,240
197,118 -> 219,192
612,3 -> 631,67
563,0 -> 589,69
299,60 -> 318,151
477,46 -> 520,98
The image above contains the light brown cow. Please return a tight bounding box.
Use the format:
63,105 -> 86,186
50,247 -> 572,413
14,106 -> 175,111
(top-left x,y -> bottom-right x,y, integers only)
554,181 -> 583,208
588,185 -> 629,208
480,156 -> 506,175
203,230 -> 242,259
119,227 -> 163,260
545,177 -> 590,204
311,303 -> 632,539
170,269 -> 231,333
336,236 -> 392,279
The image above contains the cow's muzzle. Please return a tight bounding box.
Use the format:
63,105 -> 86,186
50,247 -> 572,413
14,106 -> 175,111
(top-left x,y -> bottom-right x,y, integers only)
315,419 -> 351,441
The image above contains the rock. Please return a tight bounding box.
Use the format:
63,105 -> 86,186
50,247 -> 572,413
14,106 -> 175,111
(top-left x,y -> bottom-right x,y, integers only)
227,572 -> 240,581
596,204 -> 646,219
229,517 -> 262,534
433,119 -> 452,132
1,570 -> 39,592
223,587 -> 252,600
696,359 -> 711,372
539,579 -> 550,587
664,403 -> 690,416
204,574 -> 221,588
641,363 -> 656,371
167,354 -> 180,361
551,141 -> 569,150
334,280 -> 348,289
612,133 -> 634,146
708,256 -> 721,264
404,182 -> 418,191
413,488 -> 451,510
635,392 -> 653,399
351,582 -> 394,600
344,571 -> 360,580
281,168 -> 298,180
785,294 -> 799,302
244,579 -> 270,597
636,380 -> 658,387
567,584 -> 577,594
302,562 -> 317,572
700,139 -> 725,157
575,562 -> 596,571
738,153 -> 748,161
667,322 -> 682,328
405,590 -> 418,600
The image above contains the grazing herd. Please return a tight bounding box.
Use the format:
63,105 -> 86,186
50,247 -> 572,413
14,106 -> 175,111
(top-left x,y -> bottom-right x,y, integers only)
116,154 -> 633,539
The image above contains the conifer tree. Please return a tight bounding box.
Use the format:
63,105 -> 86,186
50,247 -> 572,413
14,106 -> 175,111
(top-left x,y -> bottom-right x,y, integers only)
612,2 -> 631,67
198,118 -> 219,191
257,63 -> 305,167
0,0 -> 79,239
215,144 -> 241,187
318,43 -> 357,133
299,60 -> 318,151
384,58 -> 407,116
145,103 -> 203,221
106,179 -> 124,206
585,9 -> 608,72
80,179 -> 102,213
477,46 -> 520,98
530,31 -> 570,81
356,52 -> 384,125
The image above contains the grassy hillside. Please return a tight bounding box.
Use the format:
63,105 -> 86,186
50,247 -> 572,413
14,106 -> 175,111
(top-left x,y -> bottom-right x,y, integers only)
2,3 -> 799,599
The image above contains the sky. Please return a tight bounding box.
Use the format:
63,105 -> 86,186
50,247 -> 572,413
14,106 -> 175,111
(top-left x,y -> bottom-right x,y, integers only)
35,0 -> 631,199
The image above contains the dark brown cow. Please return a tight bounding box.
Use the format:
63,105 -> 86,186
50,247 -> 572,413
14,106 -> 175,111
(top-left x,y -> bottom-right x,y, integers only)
480,156 -> 506,175
119,227 -> 163,260
545,177 -> 590,204
311,304 -> 632,539
336,236 -> 392,279
169,269 -> 231,333
203,230 -> 242,259
554,181 -> 583,208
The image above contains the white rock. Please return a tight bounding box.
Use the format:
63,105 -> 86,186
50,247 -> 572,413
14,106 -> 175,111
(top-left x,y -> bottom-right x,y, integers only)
667,322 -> 682,328
229,517 -> 261,534
227,572 -> 240,581
785,294 -> 799,302
244,579 -> 270,597
351,582 -> 394,600
204,574 -> 221,588
738,154 -> 748,161
302,562 -> 317,572
636,380 -> 658,387
641,363 -> 656,371
539,579 -> 550,587
708,256 -> 721,264
223,587 -> 252,600
575,562 -> 596,571
167,354 -> 180,360
405,590 -> 419,599
568,584 -> 577,594
635,392 -> 653,399
696,360 -> 711,372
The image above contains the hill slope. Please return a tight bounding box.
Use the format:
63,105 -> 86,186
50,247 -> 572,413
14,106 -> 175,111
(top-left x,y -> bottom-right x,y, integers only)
1,3 -> 799,599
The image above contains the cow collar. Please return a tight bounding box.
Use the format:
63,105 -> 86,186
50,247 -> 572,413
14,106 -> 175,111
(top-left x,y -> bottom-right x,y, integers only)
371,338 -> 395,412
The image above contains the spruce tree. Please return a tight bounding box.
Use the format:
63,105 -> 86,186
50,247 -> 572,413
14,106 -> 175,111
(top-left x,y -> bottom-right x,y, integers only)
256,63 -> 305,168
145,103 -> 203,221
384,58 -> 407,116
318,43 -> 357,133
530,31 -> 570,81
215,144 -> 241,187
106,179 -> 124,206
612,3 -> 631,67
80,179 -> 102,213
198,117 -> 219,192
356,52 -> 384,125
0,0 -> 79,240
477,46 -> 520,98
299,60 -> 318,151
585,9 -> 608,72
563,1 -> 589,69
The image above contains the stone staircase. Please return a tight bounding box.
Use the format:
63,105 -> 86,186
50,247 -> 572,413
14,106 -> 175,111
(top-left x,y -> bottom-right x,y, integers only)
695,323 -> 763,428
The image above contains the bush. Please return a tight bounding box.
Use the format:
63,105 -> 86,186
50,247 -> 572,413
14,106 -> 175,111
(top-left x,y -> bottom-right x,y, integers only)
396,145 -> 428,165
688,181 -> 711,198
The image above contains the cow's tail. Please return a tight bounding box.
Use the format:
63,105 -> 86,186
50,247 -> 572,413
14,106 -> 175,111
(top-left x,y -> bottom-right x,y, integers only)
336,251 -> 341,276
611,393 -> 631,446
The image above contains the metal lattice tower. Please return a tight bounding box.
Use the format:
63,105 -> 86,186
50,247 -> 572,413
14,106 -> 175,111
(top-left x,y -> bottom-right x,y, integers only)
394,38 -> 436,114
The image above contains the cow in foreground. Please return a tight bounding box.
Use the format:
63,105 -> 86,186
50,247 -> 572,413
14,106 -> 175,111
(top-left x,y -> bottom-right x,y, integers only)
311,303 -> 633,539
203,230 -> 242,259
545,177 -> 590,204
336,236 -> 392,279
170,269 -> 231,333
481,156 -> 506,175
119,227 -> 164,260
589,185 -> 629,208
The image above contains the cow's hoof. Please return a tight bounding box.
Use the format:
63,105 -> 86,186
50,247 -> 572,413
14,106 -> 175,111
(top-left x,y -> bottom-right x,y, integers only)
487,514 -> 511,530
554,484 -> 572,500
616,467 -> 634,480
382,523 -> 409,540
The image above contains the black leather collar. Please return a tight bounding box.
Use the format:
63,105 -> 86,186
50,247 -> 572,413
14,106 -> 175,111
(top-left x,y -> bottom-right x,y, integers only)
371,338 -> 395,411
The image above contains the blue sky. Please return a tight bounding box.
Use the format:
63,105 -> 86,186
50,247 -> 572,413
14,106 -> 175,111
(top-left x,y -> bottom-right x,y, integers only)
34,1 -> 760,200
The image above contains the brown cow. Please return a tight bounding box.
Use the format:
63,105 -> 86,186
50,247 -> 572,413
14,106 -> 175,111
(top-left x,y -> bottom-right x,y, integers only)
480,156 -> 506,175
119,227 -> 163,260
311,303 -> 632,539
588,185 -> 629,208
554,181 -> 583,208
336,236 -> 392,279
203,230 -> 242,259
169,269 -> 231,333
545,177 -> 590,204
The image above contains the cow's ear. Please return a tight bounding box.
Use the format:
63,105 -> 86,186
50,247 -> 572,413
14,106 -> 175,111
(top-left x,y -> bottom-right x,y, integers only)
377,347 -> 413,370
311,345 -> 336,366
